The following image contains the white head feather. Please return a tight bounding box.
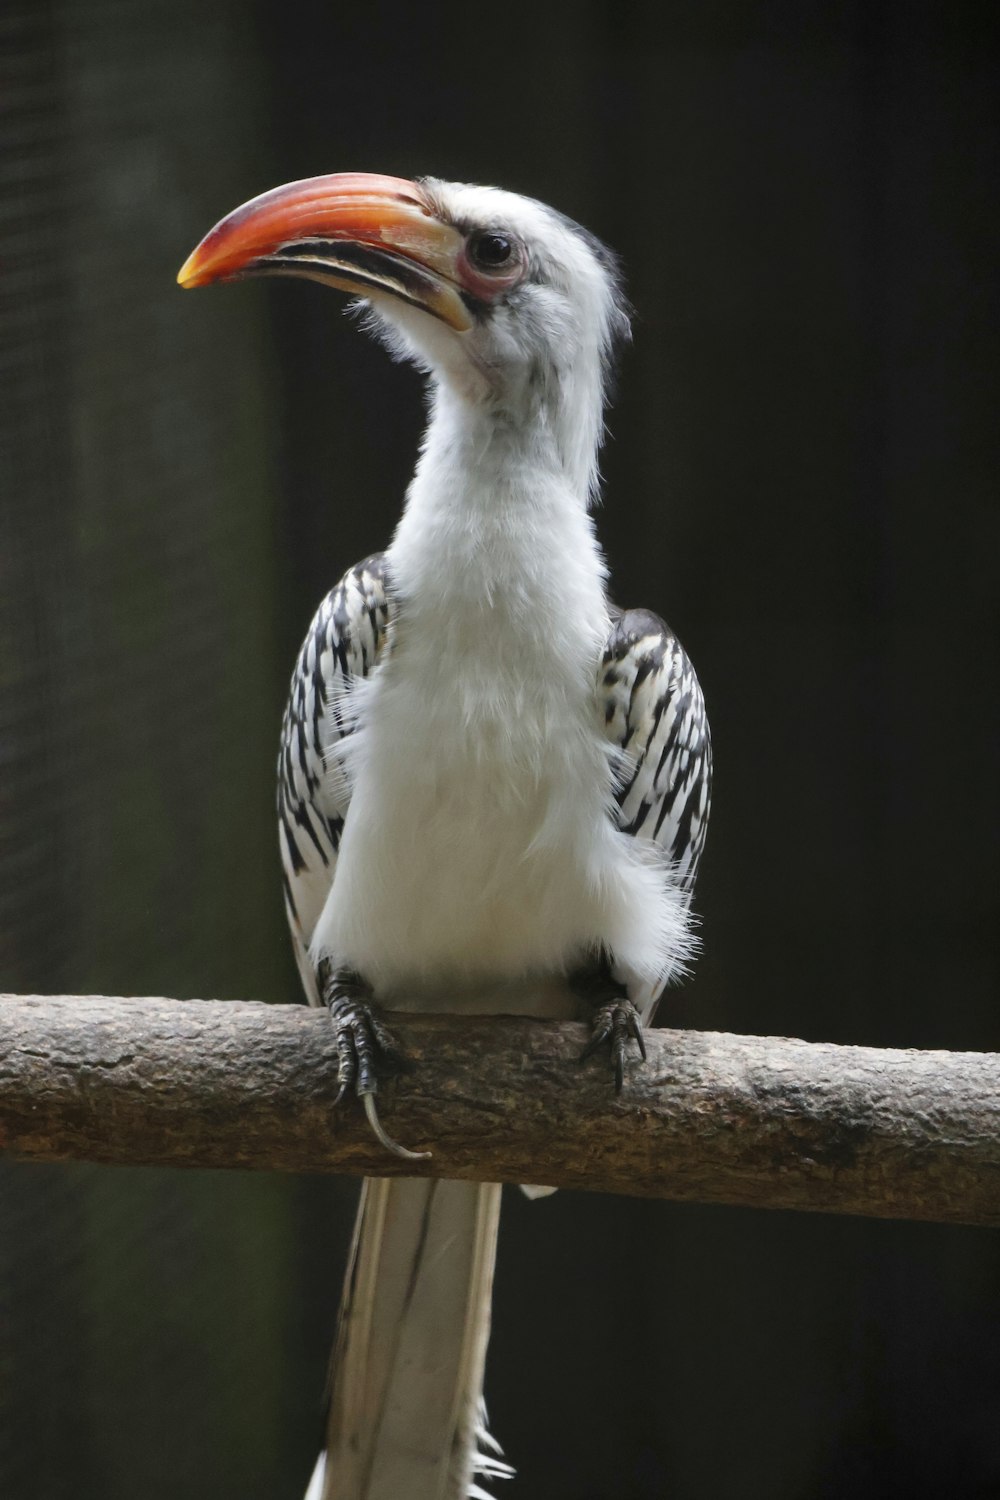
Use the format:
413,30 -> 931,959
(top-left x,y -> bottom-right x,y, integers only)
363,178 -> 631,505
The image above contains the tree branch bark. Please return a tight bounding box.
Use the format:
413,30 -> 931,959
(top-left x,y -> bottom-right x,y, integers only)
1,994 -> 997,1226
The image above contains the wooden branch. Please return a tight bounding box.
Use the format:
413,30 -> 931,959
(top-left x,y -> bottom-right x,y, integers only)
1,994 -> 997,1226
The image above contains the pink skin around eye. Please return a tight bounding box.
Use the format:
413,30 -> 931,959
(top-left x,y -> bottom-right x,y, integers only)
454,242 -> 526,303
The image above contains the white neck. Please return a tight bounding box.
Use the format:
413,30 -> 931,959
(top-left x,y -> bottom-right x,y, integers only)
420,326 -> 608,503
389,374 -> 608,624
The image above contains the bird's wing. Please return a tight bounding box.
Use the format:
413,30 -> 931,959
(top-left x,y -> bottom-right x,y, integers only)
277,552 -> 394,1005
599,606 -> 712,1012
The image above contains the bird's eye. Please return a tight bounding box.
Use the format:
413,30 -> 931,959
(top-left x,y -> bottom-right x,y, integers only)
467,230 -> 516,271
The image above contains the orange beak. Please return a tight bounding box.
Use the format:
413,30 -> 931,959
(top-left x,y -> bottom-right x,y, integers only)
177,172 -> 473,332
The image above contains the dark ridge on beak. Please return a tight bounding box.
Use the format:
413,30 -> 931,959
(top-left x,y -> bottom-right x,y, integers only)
238,241 -> 470,325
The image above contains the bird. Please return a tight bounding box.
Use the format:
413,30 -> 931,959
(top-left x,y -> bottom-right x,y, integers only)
178,173 -> 712,1500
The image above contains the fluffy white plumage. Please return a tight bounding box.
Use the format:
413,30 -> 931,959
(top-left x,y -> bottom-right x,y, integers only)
316,386 -> 691,1008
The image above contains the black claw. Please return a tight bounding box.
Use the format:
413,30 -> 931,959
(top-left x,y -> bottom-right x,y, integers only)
630,1010 -> 648,1061
580,1016 -> 611,1062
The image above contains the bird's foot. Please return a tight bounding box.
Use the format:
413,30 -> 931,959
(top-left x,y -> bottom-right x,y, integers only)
574,962 -> 647,1092
318,962 -> 429,1161
580,999 -> 647,1092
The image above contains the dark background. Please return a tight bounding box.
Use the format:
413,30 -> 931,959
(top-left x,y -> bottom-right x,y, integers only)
2,2 -> 998,1497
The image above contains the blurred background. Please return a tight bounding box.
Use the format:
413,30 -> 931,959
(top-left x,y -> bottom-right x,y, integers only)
1,1 -> 998,1496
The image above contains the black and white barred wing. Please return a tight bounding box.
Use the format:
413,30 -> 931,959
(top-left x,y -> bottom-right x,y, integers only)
277,553 -> 394,1006
599,607 -> 712,1013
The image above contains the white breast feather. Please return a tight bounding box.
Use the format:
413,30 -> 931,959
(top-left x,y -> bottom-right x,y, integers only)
308,397 -> 692,1014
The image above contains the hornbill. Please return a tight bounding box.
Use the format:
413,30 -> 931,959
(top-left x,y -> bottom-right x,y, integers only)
179,174 -> 711,1500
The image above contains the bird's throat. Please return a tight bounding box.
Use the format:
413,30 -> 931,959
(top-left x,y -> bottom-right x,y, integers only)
390,385 -> 609,640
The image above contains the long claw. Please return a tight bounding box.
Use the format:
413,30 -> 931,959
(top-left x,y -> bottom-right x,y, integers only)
363,1093 -> 431,1162
630,1011 -> 647,1061
579,1019 -> 612,1063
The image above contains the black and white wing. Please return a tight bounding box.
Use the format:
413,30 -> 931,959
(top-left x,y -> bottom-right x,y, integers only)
277,553 -> 394,1005
599,606 -> 712,1012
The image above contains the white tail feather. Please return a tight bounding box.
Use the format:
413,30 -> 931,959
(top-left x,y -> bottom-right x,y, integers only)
317,1177 -> 508,1500
304,1453 -> 326,1500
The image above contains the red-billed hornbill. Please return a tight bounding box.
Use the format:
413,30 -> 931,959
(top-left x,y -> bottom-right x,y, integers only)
180,174 -> 711,1500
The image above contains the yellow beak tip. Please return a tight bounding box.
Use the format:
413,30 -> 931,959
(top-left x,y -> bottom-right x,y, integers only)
176,253 -> 202,288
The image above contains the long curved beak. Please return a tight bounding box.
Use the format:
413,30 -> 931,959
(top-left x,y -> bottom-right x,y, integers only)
177,172 -> 472,331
